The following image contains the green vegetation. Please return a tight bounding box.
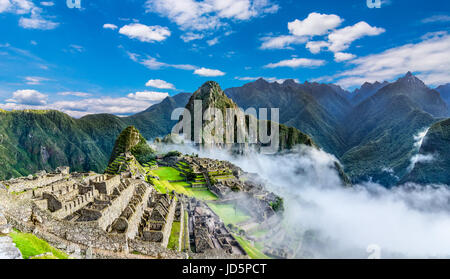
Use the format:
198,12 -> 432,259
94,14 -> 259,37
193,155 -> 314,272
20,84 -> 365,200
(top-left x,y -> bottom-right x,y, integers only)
167,221 -> 181,250
108,126 -> 155,166
207,203 -> 250,225
147,167 -> 218,201
233,235 -> 270,259
0,93 -> 192,180
270,197 -> 284,212
152,167 -> 185,181
10,229 -> 69,259
164,151 -> 182,158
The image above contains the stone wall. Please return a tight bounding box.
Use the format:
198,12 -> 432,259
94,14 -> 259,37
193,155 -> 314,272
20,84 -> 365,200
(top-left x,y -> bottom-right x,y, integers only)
33,179 -> 76,198
97,180 -> 136,231
90,175 -> 120,195
6,174 -> 64,193
161,198 -> 177,248
52,189 -> 99,219
123,184 -> 152,239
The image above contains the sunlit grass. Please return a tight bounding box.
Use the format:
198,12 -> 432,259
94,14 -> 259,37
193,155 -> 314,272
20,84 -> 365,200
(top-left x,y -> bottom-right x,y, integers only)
9,229 -> 69,259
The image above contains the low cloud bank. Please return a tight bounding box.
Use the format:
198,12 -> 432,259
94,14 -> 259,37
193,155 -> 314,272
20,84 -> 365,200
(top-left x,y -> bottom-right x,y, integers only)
157,143 -> 450,258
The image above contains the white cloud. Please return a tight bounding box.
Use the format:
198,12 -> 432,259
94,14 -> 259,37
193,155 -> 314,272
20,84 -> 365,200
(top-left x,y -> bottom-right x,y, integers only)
40,1 -> 54,7
126,50 -> 224,77
305,40 -> 330,54
421,15 -> 450,24
145,79 -> 175,90
260,35 -> 308,50
103,23 -> 118,30
6,89 -> 48,105
18,6 -> 58,30
334,32 -> 450,88
19,15 -> 58,29
69,44 -> 84,53
119,23 -> 171,43
0,0 -> 12,12
144,0 -> 279,31
259,12 -> 384,61
327,21 -> 385,53
57,91 -> 92,97
127,91 -> 169,101
1,90 -> 169,117
334,52 -> 356,62
235,76 -> 300,84
194,67 -> 226,77
24,76 -> 49,85
207,37 -> 219,46
0,0 -> 34,14
288,12 -> 343,37
180,32 -> 205,42
264,58 -> 326,69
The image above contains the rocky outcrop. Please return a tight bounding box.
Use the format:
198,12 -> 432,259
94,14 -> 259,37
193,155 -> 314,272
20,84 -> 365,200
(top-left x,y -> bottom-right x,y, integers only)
178,81 -> 315,152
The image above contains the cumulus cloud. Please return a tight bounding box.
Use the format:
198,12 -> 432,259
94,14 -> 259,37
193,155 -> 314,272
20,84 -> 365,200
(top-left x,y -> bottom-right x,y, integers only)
4,1 -> 59,30
119,23 -> 171,43
259,12 -> 384,63
264,58 -> 325,69
288,12 -> 343,37
194,67 -> 226,77
19,15 -> 58,29
6,89 -> 48,105
145,0 -> 279,31
334,52 -> 356,62
103,23 -> 118,30
260,35 -> 308,50
145,79 -> 175,90
334,32 -> 450,88
305,41 -> 330,54
0,0 -> 34,14
326,21 -> 385,53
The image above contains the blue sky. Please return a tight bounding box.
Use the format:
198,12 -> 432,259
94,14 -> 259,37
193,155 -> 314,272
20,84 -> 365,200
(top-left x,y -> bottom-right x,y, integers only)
0,0 -> 449,116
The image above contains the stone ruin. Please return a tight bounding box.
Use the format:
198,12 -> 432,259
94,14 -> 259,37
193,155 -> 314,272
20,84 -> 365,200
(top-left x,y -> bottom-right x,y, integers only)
0,164 -> 252,259
0,167 -> 186,258
186,197 -> 246,256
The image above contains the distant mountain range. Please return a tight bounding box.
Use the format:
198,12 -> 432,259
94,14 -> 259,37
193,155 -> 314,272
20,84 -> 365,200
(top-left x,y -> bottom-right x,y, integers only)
226,72 -> 449,186
0,72 -> 448,186
0,93 -> 190,179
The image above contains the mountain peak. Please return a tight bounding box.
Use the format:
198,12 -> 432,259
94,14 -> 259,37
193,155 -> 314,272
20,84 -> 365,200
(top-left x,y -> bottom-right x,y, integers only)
108,126 -> 154,166
397,71 -> 425,87
282,79 -> 298,86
